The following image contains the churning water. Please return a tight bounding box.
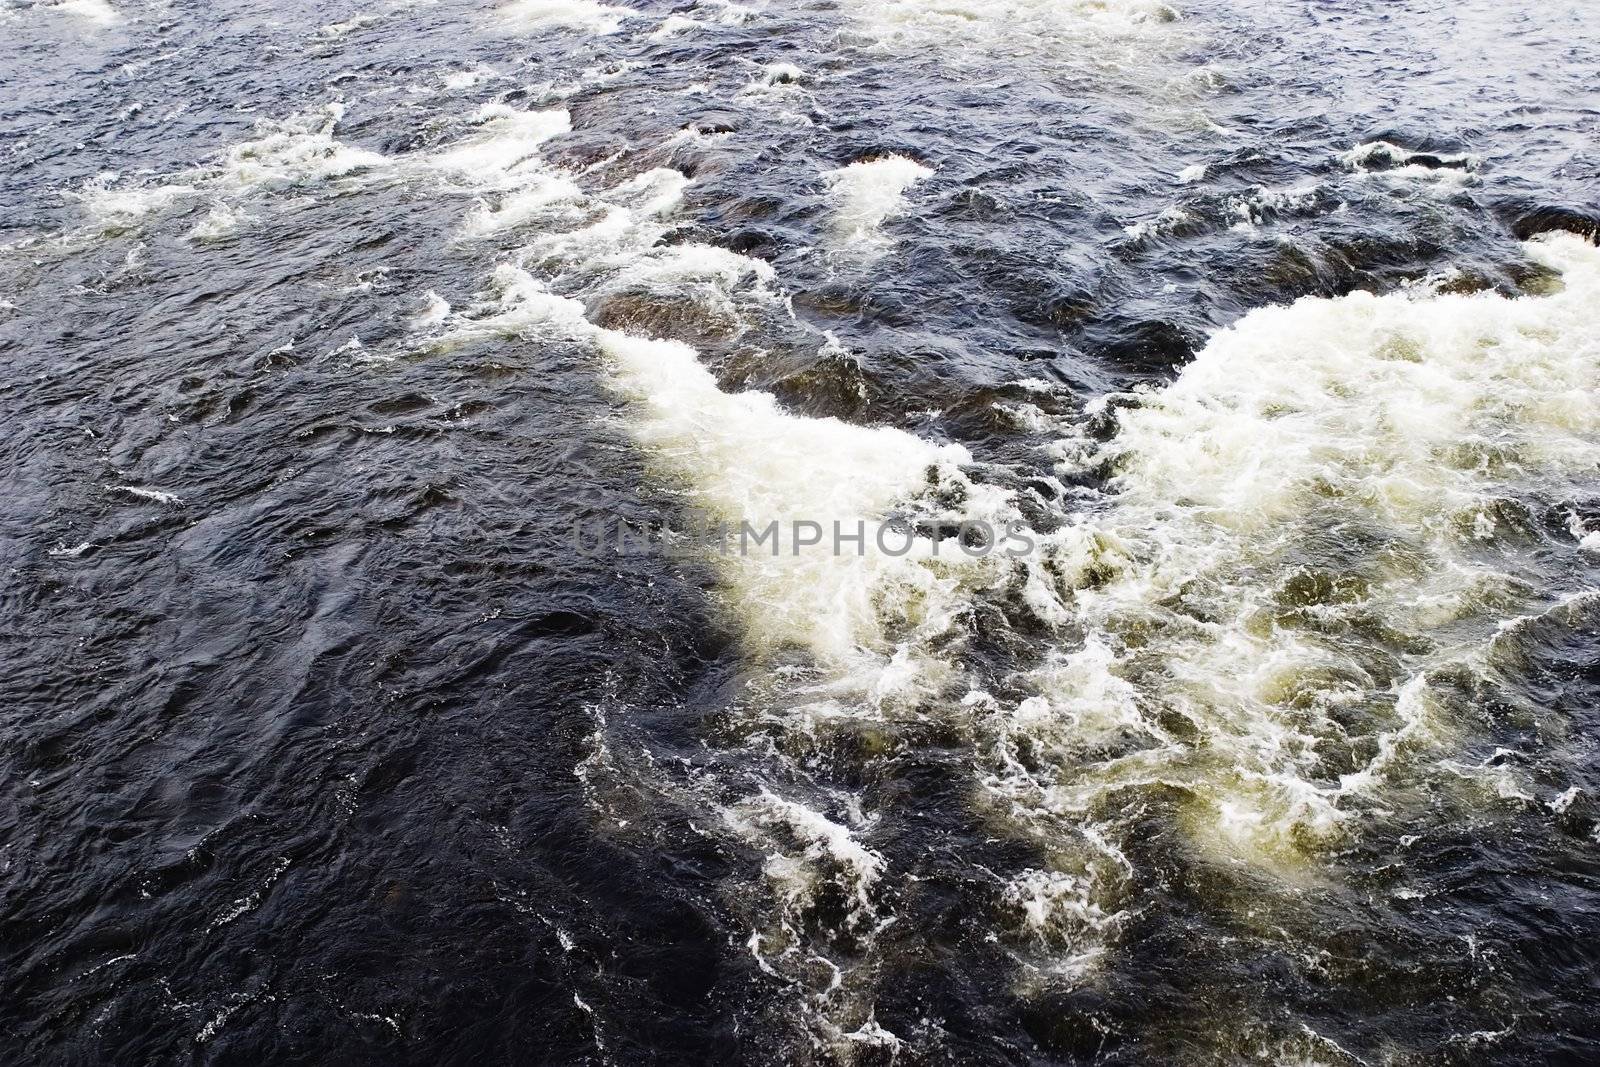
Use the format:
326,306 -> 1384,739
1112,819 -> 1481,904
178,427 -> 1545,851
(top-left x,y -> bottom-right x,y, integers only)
2,0 -> 1599,1062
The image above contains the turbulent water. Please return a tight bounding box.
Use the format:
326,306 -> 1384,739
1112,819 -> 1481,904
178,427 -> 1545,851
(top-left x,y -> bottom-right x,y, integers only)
3,0 -> 1600,1063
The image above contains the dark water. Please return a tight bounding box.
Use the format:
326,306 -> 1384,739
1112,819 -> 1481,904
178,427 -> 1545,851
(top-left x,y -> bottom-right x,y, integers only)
2,0 -> 1599,1063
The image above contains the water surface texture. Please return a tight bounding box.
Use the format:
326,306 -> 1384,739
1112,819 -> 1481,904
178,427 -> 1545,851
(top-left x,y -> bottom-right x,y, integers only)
2,0 -> 1600,1063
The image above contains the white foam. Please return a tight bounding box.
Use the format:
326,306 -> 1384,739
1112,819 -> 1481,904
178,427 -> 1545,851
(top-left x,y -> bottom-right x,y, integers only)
429,264 -> 592,345
1341,139 -> 1479,173
649,13 -> 699,38
726,790 -> 884,923
719,785 -> 893,1047
413,290 -> 452,327
497,0 -> 630,34
843,1019 -> 902,1049
427,156 -> 1017,678
701,0 -> 754,23
1123,204 -> 1191,241
648,0 -> 752,38
54,0 -> 119,25
109,485 -> 183,505
822,155 -> 933,249
843,0 -> 1180,49
427,104 -> 572,185
317,13 -> 380,38
1340,140 -> 1480,187
602,166 -> 689,219
462,174 -> 583,235
72,102 -> 578,237
760,62 -> 805,86
440,264 -> 987,667
1229,182 -> 1327,227
1003,867 -> 1114,974
441,65 -> 500,90
602,331 -> 988,664
1008,233 -> 1600,867
401,95 -> 1600,1030
1550,786 -> 1582,814
736,62 -> 815,120
74,178 -> 199,232
214,105 -> 390,193
1566,511 -> 1600,552
612,242 -> 775,293
186,203 -> 249,241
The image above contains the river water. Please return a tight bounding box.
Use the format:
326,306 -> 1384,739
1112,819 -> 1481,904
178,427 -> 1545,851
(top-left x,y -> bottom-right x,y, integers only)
2,0 -> 1599,1063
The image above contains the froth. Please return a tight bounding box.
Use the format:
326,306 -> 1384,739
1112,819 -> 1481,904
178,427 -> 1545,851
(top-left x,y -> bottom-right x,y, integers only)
74,178 -> 199,233
1341,139 -> 1480,180
54,0 -> 119,24
220,105 -> 390,190
428,104 -> 572,185
400,75 -> 1600,1045
497,0 -> 630,34
844,0 -> 1180,48
69,103 -> 578,238
822,155 -> 933,250
462,174 -> 583,235
599,329 -> 978,664
1015,233 -> 1600,865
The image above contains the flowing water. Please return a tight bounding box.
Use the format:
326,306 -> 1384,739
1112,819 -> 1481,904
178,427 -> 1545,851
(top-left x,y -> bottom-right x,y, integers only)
3,0 -> 1599,1063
